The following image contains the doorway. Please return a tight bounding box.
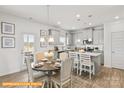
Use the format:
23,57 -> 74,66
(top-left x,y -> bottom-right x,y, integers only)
112,31 -> 124,69
20,33 -> 35,70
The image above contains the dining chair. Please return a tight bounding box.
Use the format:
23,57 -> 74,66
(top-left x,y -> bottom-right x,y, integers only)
69,52 -> 79,74
51,58 -> 73,88
25,55 -> 46,88
79,53 -> 95,79
35,52 -> 45,62
59,52 -> 69,61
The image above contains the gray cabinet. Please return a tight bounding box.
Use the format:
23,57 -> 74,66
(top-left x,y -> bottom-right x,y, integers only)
93,30 -> 104,45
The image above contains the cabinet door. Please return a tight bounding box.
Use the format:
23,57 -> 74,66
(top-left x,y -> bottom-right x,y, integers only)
93,30 -> 103,44
59,31 -> 66,45
67,33 -> 73,45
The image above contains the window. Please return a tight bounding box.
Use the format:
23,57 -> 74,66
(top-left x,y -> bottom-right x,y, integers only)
24,34 -> 35,52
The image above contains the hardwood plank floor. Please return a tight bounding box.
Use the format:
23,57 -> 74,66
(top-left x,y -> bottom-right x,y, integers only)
0,66 -> 124,88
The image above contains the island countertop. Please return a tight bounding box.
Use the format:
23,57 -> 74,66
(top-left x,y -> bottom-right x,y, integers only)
77,52 -> 101,56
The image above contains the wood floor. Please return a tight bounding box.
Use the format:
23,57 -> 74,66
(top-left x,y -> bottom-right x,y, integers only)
0,66 -> 124,88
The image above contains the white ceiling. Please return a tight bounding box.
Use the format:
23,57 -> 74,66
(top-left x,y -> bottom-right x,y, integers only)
0,5 -> 124,30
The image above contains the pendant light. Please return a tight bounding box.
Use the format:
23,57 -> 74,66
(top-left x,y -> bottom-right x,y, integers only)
77,33 -> 81,43
48,29 -> 54,42
47,5 -> 54,43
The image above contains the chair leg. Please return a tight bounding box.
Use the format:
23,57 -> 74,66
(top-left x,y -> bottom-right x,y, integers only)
60,83 -> 62,88
79,68 -> 82,76
77,65 -> 78,74
41,80 -> 45,88
50,81 -> 52,88
89,66 -> 92,79
93,65 -> 95,75
53,82 -> 59,88
70,80 -> 72,88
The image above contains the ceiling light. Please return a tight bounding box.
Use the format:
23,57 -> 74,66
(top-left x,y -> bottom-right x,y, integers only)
114,16 -> 119,19
57,21 -> 61,25
89,23 -> 92,26
76,14 -> 80,18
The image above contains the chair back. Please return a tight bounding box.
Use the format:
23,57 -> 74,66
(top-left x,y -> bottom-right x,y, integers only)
69,52 -> 78,60
25,56 -> 34,82
79,53 -> 92,65
35,52 -> 45,62
69,52 -> 79,65
60,58 -> 72,82
59,52 -> 68,61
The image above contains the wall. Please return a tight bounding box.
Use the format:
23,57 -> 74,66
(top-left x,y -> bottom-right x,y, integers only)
104,20 -> 124,67
0,12 -> 66,76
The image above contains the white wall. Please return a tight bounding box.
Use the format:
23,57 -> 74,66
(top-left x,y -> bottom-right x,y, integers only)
104,20 -> 124,68
0,12 -> 66,76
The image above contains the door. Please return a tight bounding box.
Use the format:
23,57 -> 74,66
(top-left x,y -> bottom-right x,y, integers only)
20,33 -> 35,70
112,31 -> 124,69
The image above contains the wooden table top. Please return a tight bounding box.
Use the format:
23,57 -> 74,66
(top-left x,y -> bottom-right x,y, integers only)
32,60 -> 60,72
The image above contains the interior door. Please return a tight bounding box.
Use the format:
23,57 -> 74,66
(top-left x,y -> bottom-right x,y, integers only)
20,33 -> 35,70
112,31 -> 124,69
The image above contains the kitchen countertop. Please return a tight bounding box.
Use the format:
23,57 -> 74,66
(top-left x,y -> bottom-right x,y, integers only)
78,52 -> 101,56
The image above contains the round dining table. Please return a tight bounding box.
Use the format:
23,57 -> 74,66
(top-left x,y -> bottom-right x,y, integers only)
32,60 -> 60,88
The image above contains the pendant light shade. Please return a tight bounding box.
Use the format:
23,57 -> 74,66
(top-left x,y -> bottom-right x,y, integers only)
48,37 -> 54,42
40,37 -> 45,42
48,29 -> 54,43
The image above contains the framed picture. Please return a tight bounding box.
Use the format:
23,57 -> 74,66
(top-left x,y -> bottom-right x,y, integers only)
1,22 -> 15,35
1,36 -> 15,48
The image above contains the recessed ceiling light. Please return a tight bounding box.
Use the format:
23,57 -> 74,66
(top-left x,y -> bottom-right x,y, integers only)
88,23 -> 92,26
72,27 -> 76,29
76,14 -> 80,18
57,21 -> 61,25
114,16 -> 119,19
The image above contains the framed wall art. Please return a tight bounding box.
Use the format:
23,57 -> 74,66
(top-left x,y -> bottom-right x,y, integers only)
1,22 -> 15,35
1,36 -> 15,48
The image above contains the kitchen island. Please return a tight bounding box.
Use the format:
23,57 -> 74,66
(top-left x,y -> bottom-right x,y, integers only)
76,52 -> 102,74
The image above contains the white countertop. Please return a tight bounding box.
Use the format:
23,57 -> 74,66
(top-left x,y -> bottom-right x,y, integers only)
77,52 -> 101,56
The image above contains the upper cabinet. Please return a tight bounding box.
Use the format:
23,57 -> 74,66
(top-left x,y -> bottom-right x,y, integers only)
72,25 -> 104,46
73,29 -> 93,45
66,33 -> 73,46
93,26 -> 104,45
93,30 -> 104,45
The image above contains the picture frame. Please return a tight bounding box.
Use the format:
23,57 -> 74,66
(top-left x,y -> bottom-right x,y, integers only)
1,36 -> 15,48
1,22 -> 15,35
